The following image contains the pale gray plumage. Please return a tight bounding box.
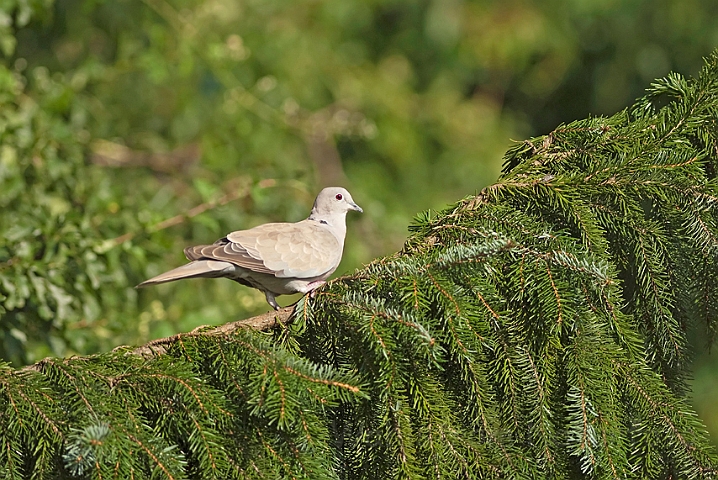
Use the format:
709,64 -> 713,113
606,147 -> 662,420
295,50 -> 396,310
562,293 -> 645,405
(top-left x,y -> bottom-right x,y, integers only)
137,187 -> 362,310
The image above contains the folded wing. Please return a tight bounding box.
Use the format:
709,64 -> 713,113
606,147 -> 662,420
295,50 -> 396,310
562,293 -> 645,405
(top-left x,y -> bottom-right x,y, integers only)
184,221 -> 342,279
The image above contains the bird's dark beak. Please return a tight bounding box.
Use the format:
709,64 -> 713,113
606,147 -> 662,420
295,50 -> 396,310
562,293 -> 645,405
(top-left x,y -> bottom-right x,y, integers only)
350,202 -> 363,213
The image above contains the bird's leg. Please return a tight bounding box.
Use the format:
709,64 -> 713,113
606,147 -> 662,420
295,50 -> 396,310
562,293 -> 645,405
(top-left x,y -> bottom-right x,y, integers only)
265,291 -> 281,311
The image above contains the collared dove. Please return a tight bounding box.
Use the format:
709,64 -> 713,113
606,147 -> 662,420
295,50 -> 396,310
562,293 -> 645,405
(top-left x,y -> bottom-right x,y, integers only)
137,187 -> 362,310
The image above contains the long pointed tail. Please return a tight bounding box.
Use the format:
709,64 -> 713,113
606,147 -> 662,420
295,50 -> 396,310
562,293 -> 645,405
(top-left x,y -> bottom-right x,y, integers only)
136,260 -> 234,287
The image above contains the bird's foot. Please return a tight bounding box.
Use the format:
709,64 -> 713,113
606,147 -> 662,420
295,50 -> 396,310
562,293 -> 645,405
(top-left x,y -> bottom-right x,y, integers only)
298,280 -> 326,295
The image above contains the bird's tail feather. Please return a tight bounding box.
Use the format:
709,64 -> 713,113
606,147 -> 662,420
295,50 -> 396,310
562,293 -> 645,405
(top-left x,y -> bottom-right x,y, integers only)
136,260 -> 233,287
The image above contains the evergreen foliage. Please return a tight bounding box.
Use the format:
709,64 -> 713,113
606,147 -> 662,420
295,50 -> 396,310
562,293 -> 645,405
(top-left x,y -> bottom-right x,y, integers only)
0,53 -> 145,366
3,51 -> 718,478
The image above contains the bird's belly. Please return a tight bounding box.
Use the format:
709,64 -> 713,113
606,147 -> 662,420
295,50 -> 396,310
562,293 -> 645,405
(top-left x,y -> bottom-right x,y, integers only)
225,267 -> 329,295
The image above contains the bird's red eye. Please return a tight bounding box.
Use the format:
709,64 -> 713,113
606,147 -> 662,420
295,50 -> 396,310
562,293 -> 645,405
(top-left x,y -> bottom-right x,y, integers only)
335,193 -> 343,200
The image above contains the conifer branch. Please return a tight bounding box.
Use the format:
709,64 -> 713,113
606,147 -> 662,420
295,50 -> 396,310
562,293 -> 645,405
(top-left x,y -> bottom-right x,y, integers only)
19,306 -> 295,371
129,305 -> 296,357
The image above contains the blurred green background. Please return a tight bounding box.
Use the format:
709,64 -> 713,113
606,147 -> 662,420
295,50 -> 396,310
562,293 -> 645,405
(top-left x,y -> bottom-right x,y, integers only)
1,0 -> 717,443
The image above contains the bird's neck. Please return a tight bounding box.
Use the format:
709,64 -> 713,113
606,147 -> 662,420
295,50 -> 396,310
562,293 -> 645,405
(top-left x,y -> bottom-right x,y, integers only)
308,213 -> 347,243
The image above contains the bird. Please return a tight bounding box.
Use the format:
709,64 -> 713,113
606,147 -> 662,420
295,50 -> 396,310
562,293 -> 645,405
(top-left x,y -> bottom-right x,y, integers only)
137,187 -> 363,310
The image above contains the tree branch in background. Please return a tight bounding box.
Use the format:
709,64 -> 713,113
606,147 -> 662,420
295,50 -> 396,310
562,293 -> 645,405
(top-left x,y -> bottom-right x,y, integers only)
90,140 -> 201,173
104,180 -> 258,249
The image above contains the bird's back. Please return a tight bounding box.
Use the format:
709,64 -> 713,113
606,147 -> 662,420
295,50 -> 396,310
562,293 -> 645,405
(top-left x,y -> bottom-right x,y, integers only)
184,219 -> 343,279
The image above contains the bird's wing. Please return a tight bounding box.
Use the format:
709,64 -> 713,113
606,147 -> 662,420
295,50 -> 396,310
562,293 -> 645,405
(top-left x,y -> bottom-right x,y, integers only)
184,221 -> 342,279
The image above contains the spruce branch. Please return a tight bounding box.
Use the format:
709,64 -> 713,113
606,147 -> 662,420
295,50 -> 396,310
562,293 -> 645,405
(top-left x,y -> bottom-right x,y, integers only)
129,306 -> 297,358
19,306 -> 295,372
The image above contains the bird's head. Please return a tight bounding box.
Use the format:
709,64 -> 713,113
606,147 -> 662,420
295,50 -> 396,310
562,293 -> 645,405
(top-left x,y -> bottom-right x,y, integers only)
310,187 -> 363,219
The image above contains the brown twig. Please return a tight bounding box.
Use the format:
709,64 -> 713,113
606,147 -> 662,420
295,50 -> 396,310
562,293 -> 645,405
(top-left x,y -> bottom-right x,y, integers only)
90,140 -> 200,173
